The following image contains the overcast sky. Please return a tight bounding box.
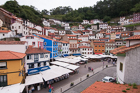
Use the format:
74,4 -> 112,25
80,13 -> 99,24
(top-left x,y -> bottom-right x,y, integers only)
0,0 -> 101,11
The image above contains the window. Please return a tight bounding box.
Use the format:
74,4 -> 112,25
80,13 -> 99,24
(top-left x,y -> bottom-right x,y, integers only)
29,64 -> 34,68
32,42 -> 35,46
44,62 -> 46,66
99,50 -> 100,51
27,55 -> 31,60
0,75 -> 7,87
38,63 -> 41,67
102,50 -> 104,51
95,45 -> 97,47
12,26 -> 14,29
3,34 -> 5,36
45,55 -> 48,58
120,62 -> 123,72
19,26 -> 20,29
44,42 -> 47,45
53,42 -> 55,45
102,45 -> 104,47
40,54 -> 44,58
0,62 -> 7,69
95,50 -> 97,51
63,44 -> 65,46
53,48 -> 55,51
99,45 -> 101,47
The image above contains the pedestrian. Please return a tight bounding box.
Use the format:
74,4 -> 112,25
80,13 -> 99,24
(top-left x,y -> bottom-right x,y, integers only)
77,69 -> 79,74
84,64 -> 86,68
113,61 -> 115,66
51,86 -> 54,93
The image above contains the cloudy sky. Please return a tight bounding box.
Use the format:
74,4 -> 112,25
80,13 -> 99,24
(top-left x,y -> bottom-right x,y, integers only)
0,0 -> 100,11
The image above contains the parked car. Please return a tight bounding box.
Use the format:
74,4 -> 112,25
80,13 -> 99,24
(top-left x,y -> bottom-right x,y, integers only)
102,76 -> 116,82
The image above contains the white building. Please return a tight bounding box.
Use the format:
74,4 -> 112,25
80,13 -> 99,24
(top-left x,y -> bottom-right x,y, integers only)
79,46 -> 93,55
0,19 -> 3,27
0,41 -> 28,53
25,46 -> 51,74
65,23 -> 70,30
60,41 -> 69,55
20,35 -> 44,48
90,19 -> 103,24
59,30 -> 66,36
42,19 -> 50,27
0,30 -> 16,39
111,35 -> 140,85
96,32 -> 104,39
72,31 -> 81,36
78,41 -> 90,47
99,23 -> 108,30
81,20 -> 90,24
78,35 -> 89,41
11,18 -> 23,35
89,34 -> 96,40
78,25 -> 85,31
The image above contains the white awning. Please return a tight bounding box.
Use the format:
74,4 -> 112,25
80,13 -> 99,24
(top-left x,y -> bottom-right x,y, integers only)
20,84 -> 25,93
65,65 -> 79,70
0,83 -> 20,93
40,69 -> 62,81
51,66 -> 73,75
51,61 -> 70,67
25,74 -> 43,86
56,58 -> 80,64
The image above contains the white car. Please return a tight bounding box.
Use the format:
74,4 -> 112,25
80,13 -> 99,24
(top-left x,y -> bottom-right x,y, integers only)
102,76 -> 115,82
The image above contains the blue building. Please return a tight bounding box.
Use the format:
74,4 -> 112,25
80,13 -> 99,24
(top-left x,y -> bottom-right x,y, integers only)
34,35 -> 59,59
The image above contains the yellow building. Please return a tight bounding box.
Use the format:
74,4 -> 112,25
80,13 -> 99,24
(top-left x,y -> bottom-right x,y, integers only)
0,51 -> 26,87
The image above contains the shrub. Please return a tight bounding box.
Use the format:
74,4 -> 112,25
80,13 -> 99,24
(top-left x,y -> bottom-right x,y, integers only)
70,82 -> 74,86
87,74 -> 89,77
122,90 -> 126,92
126,88 -> 130,90
106,65 -> 108,68
128,84 -> 132,86
133,86 -> 138,89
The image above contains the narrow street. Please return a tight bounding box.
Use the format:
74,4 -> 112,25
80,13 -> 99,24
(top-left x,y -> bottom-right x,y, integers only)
33,61 -> 115,93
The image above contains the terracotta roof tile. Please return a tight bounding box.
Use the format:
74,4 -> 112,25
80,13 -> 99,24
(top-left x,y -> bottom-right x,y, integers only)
106,33 -> 110,35
25,46 -> 51,54
79,35 -> 88,37
72,31 -> 80,34
0,41 -> 26,44
78,46 -> 92,48
110,43 -> 140,54
38,35 -> 56,41
66,34 -> 77,37
125,35 -> 140,41
59,41 -> 68,43
0,51 -> 26,60
82,82 -> 140,93
0,30 -> 10,33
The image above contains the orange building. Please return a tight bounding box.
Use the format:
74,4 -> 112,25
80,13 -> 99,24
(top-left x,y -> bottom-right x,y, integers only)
93,41 -> 105,54
0,51 -> 26,87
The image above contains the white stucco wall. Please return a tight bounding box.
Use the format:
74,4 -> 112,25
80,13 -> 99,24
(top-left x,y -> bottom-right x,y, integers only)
117,56 -> 126,84
0,44 -> 27,53
126,40 -> 140,47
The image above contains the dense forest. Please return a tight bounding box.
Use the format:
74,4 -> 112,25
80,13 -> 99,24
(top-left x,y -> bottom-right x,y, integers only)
1,0 -> 140,25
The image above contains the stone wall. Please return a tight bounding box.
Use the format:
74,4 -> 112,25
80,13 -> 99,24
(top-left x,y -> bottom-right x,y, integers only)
124,47 -> 140,85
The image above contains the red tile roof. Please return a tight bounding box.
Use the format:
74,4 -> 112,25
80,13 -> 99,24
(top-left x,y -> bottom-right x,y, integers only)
68,38 -> 77,40
72,31 -> 80,34
26,46 -> 51,54
116,32 -> 121,35
125,35 -> 140,41
0,30 -> 10,33
59,41 -> 68,43
78,46 -> 92,48
110,43 -> 140,54
66,34 -> 77,37
0,51 -> 26,60
54,37 -> 61,40
79,35 -> 88,37
0,41 -> 26,44
38,35 -> 56,41
82,81 -> 140,93
106,33 -> 110,35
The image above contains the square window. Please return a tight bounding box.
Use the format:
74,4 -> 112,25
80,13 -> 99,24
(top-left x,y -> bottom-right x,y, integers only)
27,55 -> 31,60
32,42 -> 35,45
0,62 -> 7,69
40,54 -> 44,58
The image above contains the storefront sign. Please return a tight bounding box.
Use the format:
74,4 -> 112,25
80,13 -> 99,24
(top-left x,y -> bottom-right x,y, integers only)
28,66 -> 50,75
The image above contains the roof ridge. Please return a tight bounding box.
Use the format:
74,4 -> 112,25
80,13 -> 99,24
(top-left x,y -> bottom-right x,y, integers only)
9,51 -> 23,59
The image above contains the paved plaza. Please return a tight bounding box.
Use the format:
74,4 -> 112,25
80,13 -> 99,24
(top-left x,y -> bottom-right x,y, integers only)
33,61 -> 116,93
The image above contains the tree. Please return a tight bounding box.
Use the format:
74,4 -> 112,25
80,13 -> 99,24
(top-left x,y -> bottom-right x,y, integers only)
103,16 -> 111,22
131,2 -> 140,13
